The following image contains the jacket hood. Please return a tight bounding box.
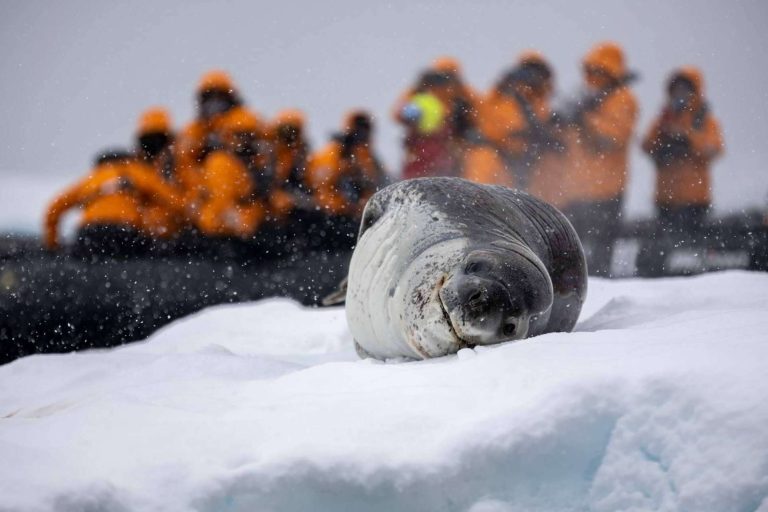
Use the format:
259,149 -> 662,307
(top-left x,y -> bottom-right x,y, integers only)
137,107 -> 172,136
343,110 -> 373,132
669,66 -> 704,97
274,109 -> 305,128
221,107 -> 259,135
198,70 -> 237,94
583,41 -> 626,79
518,49 -> 549,69
432,56 -> 462,76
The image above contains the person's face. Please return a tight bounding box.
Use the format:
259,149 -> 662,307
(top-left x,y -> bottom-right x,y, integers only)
198,89 -> 235,120
512,80 -> 533,99
138,132 -> 171,160
349,117 -> 372,146
277,124 -> 301,147
519,64 -> 551,99
584,65 -> 612,89
669,79 -> 696,112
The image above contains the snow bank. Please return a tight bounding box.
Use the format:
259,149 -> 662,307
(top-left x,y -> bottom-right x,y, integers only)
1,272 -> 767,512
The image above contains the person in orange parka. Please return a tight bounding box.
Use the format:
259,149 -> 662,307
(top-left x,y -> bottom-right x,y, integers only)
44,149 -> 183,257
269,109 -> 313,222
306,111 -> 387,247
175,71 -> 265,192
558,42 -> 639,276
195,108 -> 267,241
642,66 -> 724,242
176,70 -> 240,168
133,107 -> 189,242
464,51 -> 564,197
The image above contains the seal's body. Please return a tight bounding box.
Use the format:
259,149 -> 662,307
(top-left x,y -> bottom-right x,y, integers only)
345,177 -> 587,360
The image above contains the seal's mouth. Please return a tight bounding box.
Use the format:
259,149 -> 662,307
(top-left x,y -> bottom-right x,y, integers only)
436,276 -> 474,349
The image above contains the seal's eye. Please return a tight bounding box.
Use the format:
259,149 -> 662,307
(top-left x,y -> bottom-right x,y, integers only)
503,322 -> 517,337
465,260 -> 490,275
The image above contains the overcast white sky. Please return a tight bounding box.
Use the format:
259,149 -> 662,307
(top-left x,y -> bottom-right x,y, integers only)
1,0 -> 767,227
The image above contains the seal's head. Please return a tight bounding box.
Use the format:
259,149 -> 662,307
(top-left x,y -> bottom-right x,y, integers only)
438,244 -> 554,346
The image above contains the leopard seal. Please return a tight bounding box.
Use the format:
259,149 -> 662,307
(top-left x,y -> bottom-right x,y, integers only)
343,177 -> 587,360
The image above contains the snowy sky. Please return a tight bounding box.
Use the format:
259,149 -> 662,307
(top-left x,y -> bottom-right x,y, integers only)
1,0 -> 767,221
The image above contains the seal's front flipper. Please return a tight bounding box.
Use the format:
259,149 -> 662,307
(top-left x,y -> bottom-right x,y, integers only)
321,276 -> 348,306
322,194 -> 387,308
354,339 -> 376,359
357,188 -> 392,240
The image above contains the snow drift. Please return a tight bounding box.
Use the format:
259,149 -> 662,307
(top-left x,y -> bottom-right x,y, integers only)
1,271 -> 767,511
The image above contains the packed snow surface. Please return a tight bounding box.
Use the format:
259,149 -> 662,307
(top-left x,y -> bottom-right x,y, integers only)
1,271 -> 767,512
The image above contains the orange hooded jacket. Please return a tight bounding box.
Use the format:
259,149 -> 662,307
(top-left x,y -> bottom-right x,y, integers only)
642,67 -> 724,207
134,107 -> 189,239
306,113 -> 384,217
176,72 -> 238,170
306,144 -> 383,217
562,42 -> 638,204
44,155 -> 183,249
465,51 -> 564,199
269,109 -> 311,219
175,72 -> 266,215
195,109 -> 266,238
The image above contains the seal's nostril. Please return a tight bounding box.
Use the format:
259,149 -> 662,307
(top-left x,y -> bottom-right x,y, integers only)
503,322 -> 516,336
468,290 -> 483,303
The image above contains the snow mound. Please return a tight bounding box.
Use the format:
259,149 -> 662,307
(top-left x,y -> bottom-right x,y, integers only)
1,271 -> 767,512
128,298 -> 355,363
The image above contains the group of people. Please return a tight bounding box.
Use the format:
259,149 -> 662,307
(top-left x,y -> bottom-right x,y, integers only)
45,70 -> 388,259
396,41 -> 723,275
45,41 -> 724,273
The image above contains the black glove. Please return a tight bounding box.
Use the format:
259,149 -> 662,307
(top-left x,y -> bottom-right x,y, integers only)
653,133 -> 691,167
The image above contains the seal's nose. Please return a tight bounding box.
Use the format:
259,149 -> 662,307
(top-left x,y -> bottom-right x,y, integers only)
447,271 -> 540,344
459,279 -> 494,314
438,274 -> 517,345
455,276 -> 514,315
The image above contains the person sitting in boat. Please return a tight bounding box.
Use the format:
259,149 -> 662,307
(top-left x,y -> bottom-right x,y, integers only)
133,107 -> 192,250
306,110 -> 387,249
268,109 -> 315,224
193,108 -> 268,254
44,148 -> 183,258
175,70 -> 265,173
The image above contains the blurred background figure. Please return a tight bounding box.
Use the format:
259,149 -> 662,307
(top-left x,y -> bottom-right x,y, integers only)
557,42 -> 638,276
269,109 -> 313,226
194,108 -> 266,254
307,110 -> 387,249
44,148 -> 181,259
464,50 -> 564,197
396,70 -> 451,179
637,66 -> 724,274
133,107 -> 186,251
135,107 -> 176,179
431,56 -> 479,153
173,71 -> 270,252
176,70 -> 263,181
395,57 -> 477,179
